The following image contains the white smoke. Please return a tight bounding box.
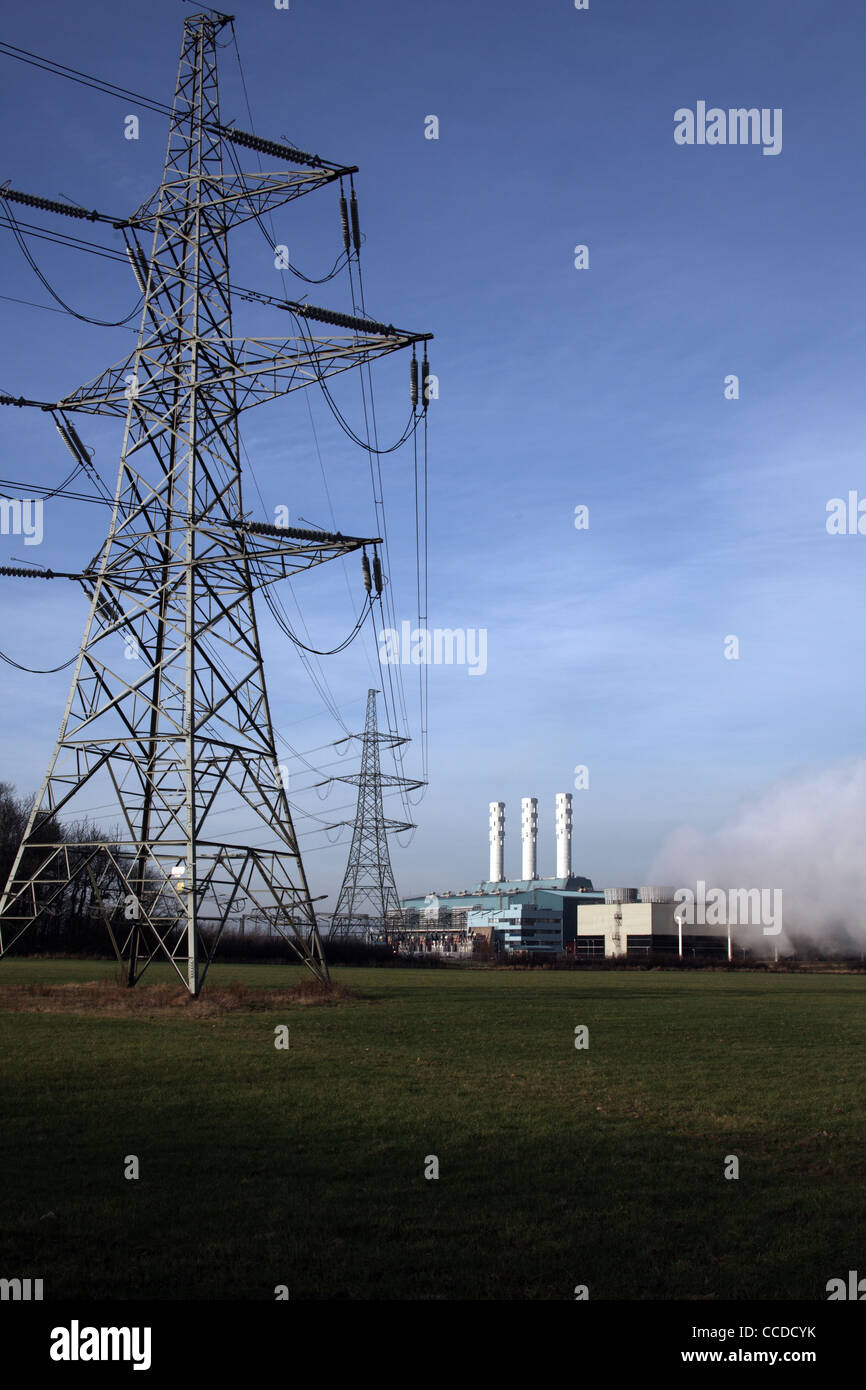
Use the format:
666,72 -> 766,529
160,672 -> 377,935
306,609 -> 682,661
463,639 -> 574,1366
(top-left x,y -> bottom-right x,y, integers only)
648,758 -> 866,953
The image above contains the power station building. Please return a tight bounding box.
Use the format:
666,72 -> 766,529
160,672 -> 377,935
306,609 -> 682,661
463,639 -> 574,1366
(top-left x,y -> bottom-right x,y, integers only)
397,795 -> 733,959
468,904 -> 564,954
570,889 -> 731,960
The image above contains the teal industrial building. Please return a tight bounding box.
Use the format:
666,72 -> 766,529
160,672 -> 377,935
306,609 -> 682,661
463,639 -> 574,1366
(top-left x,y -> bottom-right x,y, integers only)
399,877 -> 600,955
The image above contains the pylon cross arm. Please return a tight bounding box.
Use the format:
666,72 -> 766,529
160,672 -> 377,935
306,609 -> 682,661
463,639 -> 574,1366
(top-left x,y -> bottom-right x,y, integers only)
54,331 -> 417,418
133,169 -> 345,228
243,536 -> 376,586
229,334 -> 418,409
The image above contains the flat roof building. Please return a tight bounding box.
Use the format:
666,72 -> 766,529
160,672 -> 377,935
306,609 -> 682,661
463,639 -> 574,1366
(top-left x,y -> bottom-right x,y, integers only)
573,901 -> 732,960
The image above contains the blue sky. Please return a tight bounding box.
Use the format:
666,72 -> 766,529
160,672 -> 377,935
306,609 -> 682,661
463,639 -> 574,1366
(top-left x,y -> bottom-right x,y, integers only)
1,0 -> 864,905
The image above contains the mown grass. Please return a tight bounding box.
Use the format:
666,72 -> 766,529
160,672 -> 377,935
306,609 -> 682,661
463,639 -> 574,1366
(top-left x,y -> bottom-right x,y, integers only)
0,959 -> 863,1300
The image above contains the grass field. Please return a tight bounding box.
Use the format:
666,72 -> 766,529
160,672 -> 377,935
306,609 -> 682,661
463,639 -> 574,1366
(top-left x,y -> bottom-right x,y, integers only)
0,959 -> 864,1300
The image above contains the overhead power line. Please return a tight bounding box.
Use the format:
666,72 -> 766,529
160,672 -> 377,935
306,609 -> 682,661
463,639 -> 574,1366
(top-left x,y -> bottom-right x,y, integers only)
0,40 -> 175,116
0,40 -> 355,172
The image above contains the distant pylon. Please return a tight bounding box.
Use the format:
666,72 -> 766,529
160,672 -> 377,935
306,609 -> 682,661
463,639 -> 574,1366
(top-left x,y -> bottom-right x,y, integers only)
326,690 -> 421,938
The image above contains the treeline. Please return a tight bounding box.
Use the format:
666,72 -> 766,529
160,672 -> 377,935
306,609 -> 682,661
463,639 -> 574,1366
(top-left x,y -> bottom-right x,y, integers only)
217,933 -> 450,967
0,781 -> 129,955
481,950 -> 866,971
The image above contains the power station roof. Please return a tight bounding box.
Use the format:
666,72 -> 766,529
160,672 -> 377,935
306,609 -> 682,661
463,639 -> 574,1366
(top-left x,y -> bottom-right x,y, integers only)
401,879 -> 602,911
477,877 -> 594,894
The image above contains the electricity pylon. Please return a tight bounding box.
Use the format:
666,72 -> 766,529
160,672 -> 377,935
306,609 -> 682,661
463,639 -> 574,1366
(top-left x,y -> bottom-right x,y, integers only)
0,13 -> 431,993
326,688 -> 421,939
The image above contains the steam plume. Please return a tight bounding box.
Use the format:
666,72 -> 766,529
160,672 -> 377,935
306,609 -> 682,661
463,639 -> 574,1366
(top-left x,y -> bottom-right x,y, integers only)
648,759 -> 866,953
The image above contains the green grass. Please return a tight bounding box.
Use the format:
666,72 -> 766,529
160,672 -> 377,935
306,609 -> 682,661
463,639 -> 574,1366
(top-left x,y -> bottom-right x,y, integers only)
0,959 -> 864,1300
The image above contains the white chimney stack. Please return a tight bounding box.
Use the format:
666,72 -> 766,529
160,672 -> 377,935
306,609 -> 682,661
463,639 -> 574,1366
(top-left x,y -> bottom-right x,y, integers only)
489,801 -> 505,882
555,791 -> 572,879
521,796 -> 538,881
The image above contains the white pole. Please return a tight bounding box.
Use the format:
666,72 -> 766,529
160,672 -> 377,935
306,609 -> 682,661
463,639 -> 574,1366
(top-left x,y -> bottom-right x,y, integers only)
489,801 -> 505,882
521,797 -> 537,881
555,791 -> 572,879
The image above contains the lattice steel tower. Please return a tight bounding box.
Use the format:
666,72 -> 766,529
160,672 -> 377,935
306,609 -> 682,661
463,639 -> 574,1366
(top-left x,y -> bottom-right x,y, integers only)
0,13 -> 430,992
327,689 -> 420,938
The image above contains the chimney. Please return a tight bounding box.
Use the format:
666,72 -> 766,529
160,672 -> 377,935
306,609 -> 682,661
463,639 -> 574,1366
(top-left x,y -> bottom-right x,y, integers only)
521,796 -> 538,881
489,801 -> 505,882
555,791 -> 572,879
